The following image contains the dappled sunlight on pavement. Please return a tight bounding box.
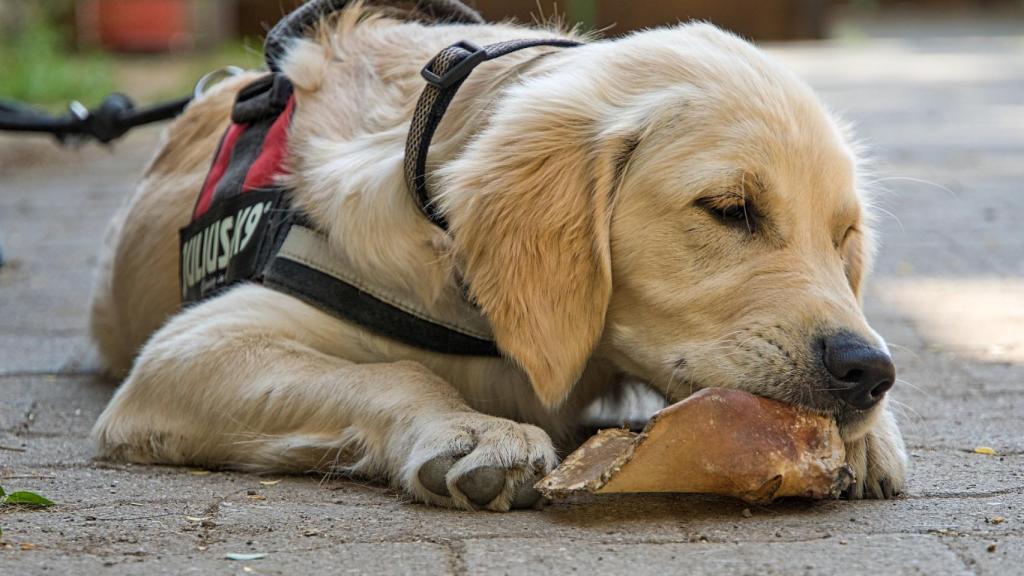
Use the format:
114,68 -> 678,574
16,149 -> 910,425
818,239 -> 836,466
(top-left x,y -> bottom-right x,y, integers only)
877,278 -> 1024,364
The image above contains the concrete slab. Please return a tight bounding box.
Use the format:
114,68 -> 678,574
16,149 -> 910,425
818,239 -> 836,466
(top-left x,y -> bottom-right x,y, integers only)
461,535 -> 972,575
0,375 -> 112,436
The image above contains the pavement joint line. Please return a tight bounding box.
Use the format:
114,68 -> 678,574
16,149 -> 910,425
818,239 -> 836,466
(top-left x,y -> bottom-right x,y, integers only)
1,432 -> 91,440
907,445 -> 1024,454
0,328 -> 90,337
0,371 -> 106,379
903,488 -> 1024,500
420,531 -> 1017,546
30,499 -> 197,512
445,539 -> 469,576
939,537 -> 982,576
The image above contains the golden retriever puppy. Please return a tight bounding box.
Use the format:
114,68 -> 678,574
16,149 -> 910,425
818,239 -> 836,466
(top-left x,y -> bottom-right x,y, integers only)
89,7 -> 906,510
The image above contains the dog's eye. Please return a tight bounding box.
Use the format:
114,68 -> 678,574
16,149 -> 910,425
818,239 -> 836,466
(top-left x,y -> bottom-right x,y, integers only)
698,197 -> 756,233
836,226 -> 855,250
717,204 -> 747,223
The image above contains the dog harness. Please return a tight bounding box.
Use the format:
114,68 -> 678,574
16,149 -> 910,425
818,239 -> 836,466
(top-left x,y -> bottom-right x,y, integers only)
180,21 -> 579,356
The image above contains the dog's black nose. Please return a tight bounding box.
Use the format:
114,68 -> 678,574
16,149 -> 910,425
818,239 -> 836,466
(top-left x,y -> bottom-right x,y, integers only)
821,332 -> 895,410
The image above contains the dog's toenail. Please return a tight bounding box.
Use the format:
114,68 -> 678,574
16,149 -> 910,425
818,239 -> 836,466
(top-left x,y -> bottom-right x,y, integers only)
880,479 -> 894,499
418,455 -> 458,497
457,466 -> 506,506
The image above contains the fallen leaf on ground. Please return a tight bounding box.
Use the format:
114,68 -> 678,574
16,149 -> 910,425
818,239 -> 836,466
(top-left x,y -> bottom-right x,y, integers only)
259,480 -> 281,486
185,516 -> 209,522
225,552 -> 267,561
247,494 -> 267,501
974,447 -> 996,455
987,516 -> 1005,524
4,491 -> 55,507
19,543 -> 38,550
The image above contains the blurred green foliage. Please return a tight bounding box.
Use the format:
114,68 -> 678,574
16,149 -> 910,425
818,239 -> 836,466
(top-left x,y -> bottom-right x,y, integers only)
0,2 -> 115,110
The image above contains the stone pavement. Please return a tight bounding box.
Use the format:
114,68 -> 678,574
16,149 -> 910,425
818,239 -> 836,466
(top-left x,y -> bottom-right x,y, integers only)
1,22 -> 1022,576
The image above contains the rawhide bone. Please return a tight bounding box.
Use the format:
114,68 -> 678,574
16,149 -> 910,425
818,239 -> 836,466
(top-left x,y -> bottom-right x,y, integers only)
536,388 -> 854,504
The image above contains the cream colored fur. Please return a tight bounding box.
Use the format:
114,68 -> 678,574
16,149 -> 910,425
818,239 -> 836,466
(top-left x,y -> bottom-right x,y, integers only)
90,7 -> 906,509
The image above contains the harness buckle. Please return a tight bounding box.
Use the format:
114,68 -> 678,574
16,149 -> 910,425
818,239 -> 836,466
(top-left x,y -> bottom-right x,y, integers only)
421,41 -> 488,89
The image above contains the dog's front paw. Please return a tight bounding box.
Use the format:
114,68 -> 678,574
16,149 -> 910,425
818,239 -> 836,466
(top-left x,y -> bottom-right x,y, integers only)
403,413 -> 558,511
844,406 -> 908,499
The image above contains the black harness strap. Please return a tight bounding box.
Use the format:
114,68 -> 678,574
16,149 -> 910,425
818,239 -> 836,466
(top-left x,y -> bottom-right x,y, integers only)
263,224 -> 500,357
264,0 -> 485,72
403,38 -> 582,230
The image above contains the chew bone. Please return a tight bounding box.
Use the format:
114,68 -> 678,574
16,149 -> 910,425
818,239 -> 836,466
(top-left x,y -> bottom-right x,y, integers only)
537,388 -> 853,504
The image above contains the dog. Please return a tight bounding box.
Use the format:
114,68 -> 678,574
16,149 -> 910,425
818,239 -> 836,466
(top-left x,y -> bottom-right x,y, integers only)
89,5 -> 907,511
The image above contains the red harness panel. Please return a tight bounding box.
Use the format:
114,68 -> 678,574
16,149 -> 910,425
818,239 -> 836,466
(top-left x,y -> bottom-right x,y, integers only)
243,98 -> 295,193
180,75 -> 295,304
192,96 -> 295,220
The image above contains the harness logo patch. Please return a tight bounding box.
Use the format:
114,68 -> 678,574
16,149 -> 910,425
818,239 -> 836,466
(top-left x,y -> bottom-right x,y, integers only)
179,190 -> 284,303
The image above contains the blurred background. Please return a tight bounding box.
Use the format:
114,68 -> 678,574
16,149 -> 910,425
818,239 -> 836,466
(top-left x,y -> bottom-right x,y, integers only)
1,0 -> 1022,111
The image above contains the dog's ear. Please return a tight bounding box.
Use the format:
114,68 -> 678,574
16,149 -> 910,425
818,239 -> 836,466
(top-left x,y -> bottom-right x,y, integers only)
442,104 -> 633,409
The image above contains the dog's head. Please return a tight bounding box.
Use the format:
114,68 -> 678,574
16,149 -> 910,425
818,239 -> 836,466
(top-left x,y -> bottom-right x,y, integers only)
441,23 -> 891,439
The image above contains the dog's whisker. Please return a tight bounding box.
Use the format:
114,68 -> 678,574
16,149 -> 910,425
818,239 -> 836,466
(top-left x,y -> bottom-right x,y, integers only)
886,398 -> 923,422
885,342 -> 921,361
871,205 -> 906,234
894,378 -> 931,397
864,175 -> 958,200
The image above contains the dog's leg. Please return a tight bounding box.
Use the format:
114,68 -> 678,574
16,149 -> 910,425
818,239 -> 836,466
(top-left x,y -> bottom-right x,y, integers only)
844,402 -> 907,499
92,285 -> 556,511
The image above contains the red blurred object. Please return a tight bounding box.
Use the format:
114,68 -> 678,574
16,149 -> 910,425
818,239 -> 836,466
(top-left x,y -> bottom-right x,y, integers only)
97,0 -> 190,51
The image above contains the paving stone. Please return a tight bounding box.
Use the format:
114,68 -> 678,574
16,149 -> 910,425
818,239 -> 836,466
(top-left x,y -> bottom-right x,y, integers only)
461,535 -> 971,575
0,335 -> 89,376
946,536 -> 1024,576
0,434 -> 95,468
0,540 -> 452,576
0,375 -> 113,436
904,449 -> 1023,498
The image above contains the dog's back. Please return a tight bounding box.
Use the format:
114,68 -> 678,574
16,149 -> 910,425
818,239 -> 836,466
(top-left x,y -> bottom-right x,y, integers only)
89,10 -> 564,376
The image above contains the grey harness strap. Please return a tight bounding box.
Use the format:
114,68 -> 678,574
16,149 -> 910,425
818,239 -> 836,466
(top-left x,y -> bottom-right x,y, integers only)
403,38 -> 582,230
264,225 -> 500,356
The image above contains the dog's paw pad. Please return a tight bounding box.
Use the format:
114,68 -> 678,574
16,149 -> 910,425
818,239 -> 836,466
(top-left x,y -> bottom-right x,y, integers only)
418,454 -> 460,497
456,465 -> 507,506
510,476 -> 543,509
407,415 -> 557,511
